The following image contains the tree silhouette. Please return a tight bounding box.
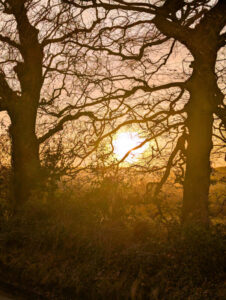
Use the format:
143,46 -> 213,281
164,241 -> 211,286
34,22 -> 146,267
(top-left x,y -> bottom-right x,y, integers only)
0,1 -> 225,225
64,0 -> 226,226
0,0 -> 115,208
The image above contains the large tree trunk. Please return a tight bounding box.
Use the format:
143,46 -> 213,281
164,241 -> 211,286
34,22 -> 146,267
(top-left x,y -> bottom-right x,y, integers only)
182,56 -> 219,226
182,102 -> 213,226
9,104 -> 41,209
6,2 -> 44,210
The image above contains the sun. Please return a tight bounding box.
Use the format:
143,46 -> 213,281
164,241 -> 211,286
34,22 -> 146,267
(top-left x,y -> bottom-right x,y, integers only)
113,132 -> 148,163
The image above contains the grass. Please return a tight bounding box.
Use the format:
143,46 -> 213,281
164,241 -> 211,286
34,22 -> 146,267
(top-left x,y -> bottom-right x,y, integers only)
0,171 -> 225,299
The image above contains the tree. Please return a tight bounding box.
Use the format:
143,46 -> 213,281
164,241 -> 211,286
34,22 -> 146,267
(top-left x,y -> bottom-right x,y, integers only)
154,0 -> 226,226
65,0 -> 226,226
0,0 -> 115,208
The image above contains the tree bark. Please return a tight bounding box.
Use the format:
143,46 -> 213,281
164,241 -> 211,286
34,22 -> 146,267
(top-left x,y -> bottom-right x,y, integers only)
9,103 -> 41,209
5,1 -> 44,210
182,55 -> 219,226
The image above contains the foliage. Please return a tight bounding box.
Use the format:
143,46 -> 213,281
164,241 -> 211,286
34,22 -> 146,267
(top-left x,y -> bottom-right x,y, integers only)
0,176 -> 225,299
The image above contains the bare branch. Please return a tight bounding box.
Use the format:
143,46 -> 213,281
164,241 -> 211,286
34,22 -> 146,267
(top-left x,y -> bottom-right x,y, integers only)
38,111 -> 97,144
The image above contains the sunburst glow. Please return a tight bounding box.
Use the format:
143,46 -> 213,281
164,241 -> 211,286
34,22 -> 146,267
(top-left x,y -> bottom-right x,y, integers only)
113,132 -> 148,163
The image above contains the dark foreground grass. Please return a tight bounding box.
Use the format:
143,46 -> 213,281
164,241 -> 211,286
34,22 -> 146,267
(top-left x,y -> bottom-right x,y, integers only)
0,187 -> 225,300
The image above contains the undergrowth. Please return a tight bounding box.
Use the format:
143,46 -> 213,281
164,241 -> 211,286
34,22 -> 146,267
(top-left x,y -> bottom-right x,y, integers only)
0,179 -> 225,299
